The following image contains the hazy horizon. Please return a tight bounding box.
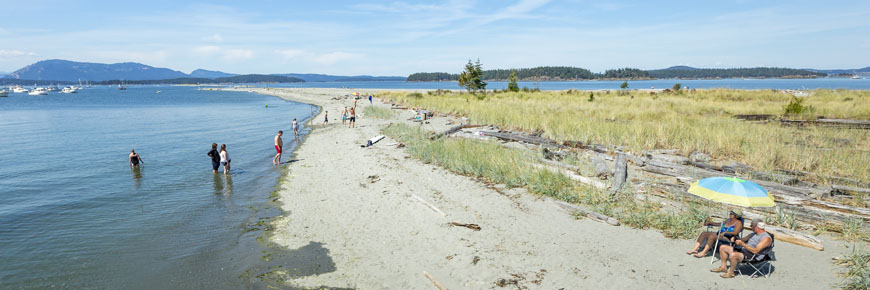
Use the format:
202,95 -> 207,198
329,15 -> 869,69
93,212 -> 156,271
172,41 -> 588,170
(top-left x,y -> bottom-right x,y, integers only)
1,0 -> 869,75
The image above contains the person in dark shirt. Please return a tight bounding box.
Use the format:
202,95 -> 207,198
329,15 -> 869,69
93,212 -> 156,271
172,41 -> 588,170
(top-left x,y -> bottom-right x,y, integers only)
207,143 -> 220,173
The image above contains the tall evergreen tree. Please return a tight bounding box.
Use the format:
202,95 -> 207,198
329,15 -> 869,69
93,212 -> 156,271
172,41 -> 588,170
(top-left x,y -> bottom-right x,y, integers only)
507,70 -> 519,92
458,59 -> 487,95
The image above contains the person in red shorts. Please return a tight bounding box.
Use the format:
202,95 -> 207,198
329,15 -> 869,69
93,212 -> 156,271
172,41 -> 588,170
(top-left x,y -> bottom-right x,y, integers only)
272,130 -> 283,165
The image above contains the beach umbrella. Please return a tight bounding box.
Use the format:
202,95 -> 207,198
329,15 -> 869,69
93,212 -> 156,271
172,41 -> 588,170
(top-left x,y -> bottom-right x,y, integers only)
688,177 -> 774,207
687,176 -> 775,263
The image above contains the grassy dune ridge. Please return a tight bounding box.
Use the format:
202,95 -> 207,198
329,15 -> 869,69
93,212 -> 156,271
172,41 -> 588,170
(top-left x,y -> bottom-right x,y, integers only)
380,89 -> 870,183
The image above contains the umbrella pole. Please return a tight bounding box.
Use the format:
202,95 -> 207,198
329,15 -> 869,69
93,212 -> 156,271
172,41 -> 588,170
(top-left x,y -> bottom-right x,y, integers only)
711,206 -> 726,264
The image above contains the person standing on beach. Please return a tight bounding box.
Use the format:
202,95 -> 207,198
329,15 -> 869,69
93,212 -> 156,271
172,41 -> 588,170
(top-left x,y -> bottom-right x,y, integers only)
348,107 -> 356,128
273,131 -> 283,165
291,118 -> 299,139
341,107 -> 348,125
368,95 -> 372,104
219,144 -> 231,175
129,149 -> 143,167
323,111 -> 328,125
207,143 -> 220,173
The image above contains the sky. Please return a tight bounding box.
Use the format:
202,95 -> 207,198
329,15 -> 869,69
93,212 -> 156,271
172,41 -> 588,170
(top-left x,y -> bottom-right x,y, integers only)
1,0 -> 869,76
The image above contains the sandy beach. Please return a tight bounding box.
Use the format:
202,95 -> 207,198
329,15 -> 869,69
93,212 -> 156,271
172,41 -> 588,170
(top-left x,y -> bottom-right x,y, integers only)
236,87 -> 851,289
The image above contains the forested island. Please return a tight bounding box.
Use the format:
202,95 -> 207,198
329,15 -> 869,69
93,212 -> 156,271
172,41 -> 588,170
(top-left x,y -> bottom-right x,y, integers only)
408,66 -> 825,81
0,74 -> 304,86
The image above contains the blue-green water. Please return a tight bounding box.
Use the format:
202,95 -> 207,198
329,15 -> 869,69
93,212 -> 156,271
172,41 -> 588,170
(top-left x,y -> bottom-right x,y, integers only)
0,86 -> 316,289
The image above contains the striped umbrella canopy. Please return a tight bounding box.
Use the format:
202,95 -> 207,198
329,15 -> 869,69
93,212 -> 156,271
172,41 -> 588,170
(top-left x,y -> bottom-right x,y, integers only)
688,177 -> 775,207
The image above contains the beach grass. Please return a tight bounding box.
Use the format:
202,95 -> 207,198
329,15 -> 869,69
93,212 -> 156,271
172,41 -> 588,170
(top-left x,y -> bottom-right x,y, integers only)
379,89 -> 870,184
837,246 -> 870,290
362,106 -> 397,119
383,123 -> 710,239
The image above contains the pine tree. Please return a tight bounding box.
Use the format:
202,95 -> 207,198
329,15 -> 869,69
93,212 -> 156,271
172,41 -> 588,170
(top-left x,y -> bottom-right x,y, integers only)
508,70 -> 519,92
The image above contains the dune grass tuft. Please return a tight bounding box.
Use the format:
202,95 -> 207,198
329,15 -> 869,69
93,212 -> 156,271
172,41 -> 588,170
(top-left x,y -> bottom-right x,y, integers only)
362,106 -> 397,119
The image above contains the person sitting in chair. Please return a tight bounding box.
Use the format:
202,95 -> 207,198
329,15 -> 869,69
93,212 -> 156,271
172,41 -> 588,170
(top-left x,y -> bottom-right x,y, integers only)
687,210 -> 744,257
711,221 -> 772,278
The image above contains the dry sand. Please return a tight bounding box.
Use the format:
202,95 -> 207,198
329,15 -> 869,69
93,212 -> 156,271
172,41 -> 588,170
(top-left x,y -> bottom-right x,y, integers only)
231,87 -> 849,289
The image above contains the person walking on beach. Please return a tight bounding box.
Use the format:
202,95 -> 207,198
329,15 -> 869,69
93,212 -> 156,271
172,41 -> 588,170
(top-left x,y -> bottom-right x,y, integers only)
341,107 -> 348,125
348,107 -> 356,128
291,118 -> 299,139
207,143 -> 220,173
323,111 -> 328,125
219,144 -> 231,175
273,131 -> 283,165
129,149 -> 143,167
368,95 -> 372,104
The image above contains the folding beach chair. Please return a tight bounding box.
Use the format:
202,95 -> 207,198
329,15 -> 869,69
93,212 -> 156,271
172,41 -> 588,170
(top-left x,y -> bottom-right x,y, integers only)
737,233 -> 776,278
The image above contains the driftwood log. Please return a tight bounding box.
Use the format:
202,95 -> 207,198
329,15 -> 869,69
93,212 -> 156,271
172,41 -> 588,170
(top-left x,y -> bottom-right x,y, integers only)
609,153 -> 628,199
555,201 -> 620,226
481,131 -> 567,148
430,125 -> 463,140
532,162 -> 607,190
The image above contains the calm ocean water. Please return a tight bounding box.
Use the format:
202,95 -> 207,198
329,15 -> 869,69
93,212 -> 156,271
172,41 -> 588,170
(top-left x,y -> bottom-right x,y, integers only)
0,86 -> 316,289
266,77 -> 870,90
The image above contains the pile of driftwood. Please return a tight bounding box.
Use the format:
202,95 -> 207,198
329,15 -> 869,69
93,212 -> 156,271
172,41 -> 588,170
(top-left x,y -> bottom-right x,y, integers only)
733,114 -> 870,129
433,127 -> 869,249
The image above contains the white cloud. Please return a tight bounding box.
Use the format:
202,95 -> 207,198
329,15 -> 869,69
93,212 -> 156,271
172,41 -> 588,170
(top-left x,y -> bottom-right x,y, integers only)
192,46 -> 254,61
0,50 -> 37,59
195,45 -> 221,55
202,33 -> 223,42
275,49 -> 304,59
220,49 -> 254,61
311,51 -> 360,65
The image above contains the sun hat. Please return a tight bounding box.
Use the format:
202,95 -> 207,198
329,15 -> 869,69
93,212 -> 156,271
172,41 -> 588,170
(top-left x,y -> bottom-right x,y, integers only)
756,222 -> 766,230
730,209 -> 744,218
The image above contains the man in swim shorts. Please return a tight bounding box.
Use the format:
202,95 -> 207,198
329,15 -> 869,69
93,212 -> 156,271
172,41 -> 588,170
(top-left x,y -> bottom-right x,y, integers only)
273,131 -> 283,165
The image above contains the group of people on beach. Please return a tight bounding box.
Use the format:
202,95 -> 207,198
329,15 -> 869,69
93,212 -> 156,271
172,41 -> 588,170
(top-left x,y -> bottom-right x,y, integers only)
128,93 -> 373,171
685,210 -> 774,278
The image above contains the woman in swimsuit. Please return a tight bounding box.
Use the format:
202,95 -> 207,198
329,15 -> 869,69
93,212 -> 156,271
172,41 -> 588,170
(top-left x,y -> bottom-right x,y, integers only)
129,149 -> 143,167
686,210 -> 744,257
219,144 -> 231,175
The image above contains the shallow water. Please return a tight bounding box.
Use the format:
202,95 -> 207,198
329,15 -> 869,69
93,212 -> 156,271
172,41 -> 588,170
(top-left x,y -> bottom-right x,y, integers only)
0,86 -> 317,289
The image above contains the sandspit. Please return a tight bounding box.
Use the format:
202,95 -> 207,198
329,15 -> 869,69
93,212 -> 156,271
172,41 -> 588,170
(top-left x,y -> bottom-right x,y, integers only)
229,87 -> 849,289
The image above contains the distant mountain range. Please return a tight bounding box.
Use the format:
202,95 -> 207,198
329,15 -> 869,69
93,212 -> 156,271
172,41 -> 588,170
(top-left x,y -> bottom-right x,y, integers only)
2,59 -> 406,83
189,69 -> 238,79
6,59 -> 189,82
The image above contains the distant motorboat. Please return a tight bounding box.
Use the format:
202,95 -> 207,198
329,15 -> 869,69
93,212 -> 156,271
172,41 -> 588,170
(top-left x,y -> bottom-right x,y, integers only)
12,86 -> 29,93
61,86 -> 78,94
28,88 -> 49,95
118,83 -> 127,90
0,89 -> 8,97
47,84 -> 59,92
852,74 -> 861,79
